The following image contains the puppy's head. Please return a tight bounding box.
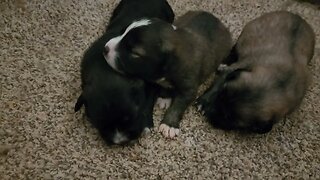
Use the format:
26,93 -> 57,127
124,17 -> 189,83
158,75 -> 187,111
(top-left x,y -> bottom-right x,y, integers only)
75,79 -> 150,145
104,19 -> 175,81
207,67 -> 290,134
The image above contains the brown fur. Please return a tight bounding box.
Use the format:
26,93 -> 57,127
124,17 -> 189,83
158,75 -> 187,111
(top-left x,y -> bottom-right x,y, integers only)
160,11 -> 232,128
198,11 -> 315,133
111,11 -> 232,135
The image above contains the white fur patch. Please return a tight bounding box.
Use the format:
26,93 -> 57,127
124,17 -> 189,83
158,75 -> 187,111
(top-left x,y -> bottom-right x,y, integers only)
142,127 -> 151,135
112,129 -> 128,144
156,97 -> 172,109
104,19 -> 152,72
159,124 -> 179,138
218,64 -> 228,71
172,25 -> 177,30
155,77 -> 173,89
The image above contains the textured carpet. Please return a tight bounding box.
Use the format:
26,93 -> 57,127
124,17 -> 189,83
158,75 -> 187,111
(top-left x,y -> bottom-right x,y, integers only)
1,0 -> 319,179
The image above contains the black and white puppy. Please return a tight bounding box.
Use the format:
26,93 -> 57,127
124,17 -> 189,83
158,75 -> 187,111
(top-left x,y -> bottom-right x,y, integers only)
75,0 -> 174,145
104,11 -> 232,138
197,11 -> 315,133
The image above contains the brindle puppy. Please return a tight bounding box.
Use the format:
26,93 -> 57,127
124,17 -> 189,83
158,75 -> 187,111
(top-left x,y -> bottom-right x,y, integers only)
197,11 -> 315,133
104,11 -> 232,138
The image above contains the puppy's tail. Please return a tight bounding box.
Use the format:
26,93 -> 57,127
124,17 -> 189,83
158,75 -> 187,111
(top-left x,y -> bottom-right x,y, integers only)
74,94 -> 84,112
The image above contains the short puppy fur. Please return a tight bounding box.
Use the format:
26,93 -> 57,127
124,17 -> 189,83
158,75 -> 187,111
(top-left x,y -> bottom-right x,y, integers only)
198,11 -> 315,133
104,11 -> 232,138
75,0 -> 174,145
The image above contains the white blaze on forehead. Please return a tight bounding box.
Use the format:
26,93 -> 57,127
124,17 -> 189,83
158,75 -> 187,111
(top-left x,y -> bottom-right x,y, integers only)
104,19 -> 152,72
112,129 -> 128,144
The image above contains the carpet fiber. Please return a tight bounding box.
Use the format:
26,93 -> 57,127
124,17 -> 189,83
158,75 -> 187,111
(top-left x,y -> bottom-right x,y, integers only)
1,0 -> 319,179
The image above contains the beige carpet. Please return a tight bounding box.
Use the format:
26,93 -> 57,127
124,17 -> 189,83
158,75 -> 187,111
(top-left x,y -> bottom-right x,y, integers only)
1,0 -> 319,179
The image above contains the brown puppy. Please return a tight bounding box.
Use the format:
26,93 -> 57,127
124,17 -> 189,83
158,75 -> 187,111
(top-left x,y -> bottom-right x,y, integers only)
197,11 -> 315,133
104,11 -> 232,138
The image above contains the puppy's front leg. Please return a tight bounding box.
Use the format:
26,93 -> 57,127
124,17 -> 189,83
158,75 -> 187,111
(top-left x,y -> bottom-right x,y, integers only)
196,74 -> 226,112
159,92 -> 194,138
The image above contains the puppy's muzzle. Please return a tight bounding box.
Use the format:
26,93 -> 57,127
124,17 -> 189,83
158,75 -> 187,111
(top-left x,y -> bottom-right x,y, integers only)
103,46 -> 110,56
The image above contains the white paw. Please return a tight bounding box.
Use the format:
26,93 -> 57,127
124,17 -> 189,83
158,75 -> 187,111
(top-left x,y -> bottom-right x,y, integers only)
195,104 -> 205,115
197,104 -> 202,111
156,97 -> 172,109
218,64 -> 228,71
159,124 -> 179,139
142,127 -> 151,136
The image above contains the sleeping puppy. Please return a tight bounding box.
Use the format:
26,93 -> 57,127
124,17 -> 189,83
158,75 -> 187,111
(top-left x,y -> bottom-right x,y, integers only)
197,11 -> 315,134
104,11 -> 232,138
75,0 -> 174,145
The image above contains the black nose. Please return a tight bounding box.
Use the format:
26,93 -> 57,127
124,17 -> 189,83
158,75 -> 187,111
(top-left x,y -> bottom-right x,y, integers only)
253,123 -> 273,134
104,46 -> 110,55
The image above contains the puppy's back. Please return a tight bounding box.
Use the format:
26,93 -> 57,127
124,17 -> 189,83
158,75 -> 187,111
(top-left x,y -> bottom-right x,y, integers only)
173,11 -> 232,79
175,11 -> 231,44
228,11 -> 315,123
237,11 -> 315,66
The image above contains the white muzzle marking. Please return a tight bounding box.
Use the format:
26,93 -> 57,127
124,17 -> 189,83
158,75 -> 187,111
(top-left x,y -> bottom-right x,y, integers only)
112,129 -> 129,144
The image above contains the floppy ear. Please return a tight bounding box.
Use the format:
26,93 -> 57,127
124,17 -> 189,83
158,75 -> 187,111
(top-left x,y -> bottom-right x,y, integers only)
74,94 -> 85,112
163,1 -> 175,23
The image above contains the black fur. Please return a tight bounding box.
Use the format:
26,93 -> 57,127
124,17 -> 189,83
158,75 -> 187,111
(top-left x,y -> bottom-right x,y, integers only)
105,11 -> 232,137
75,0 -> 174,144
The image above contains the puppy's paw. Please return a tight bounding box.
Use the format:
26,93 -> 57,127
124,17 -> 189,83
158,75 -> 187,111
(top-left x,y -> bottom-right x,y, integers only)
143,127 -> 151,133
156,97 -> 172,109
159,124 -> 179,139
195,101 -> 204,115
195,97 -> 211,116
196,104 -> 205,115
141,127 -> 151,137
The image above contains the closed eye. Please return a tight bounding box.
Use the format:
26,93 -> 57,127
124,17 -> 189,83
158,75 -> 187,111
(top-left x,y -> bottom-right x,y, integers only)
131,52 -> 142,59
130,47 -> 145,59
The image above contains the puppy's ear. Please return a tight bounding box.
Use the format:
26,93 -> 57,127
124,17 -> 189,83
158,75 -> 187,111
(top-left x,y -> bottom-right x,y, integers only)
74,94 -> 85,112
163,1 -> 175,23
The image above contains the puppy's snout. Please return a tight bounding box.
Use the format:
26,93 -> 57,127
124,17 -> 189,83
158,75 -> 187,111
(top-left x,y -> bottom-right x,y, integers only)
104,46 -> 110,55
